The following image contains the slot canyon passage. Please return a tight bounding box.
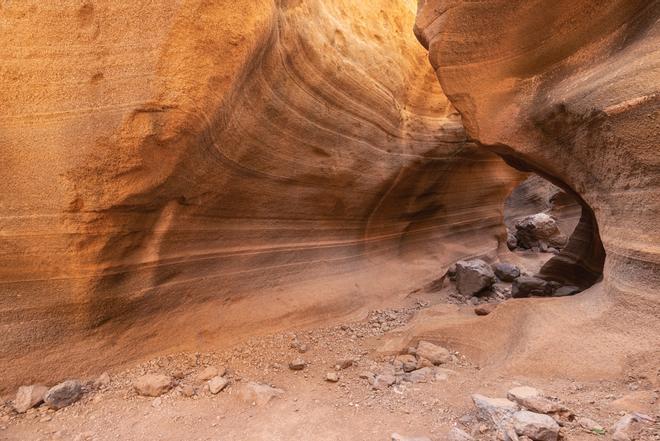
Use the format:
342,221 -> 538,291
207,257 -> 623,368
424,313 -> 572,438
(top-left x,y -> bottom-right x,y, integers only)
0,0 -> 658,440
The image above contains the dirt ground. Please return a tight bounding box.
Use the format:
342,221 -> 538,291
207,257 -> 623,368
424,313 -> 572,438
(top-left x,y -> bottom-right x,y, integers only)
1,277 -> 658,441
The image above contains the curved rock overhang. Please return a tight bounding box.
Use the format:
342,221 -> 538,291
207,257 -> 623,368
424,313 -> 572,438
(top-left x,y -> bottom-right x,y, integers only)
413,0 -> 659,377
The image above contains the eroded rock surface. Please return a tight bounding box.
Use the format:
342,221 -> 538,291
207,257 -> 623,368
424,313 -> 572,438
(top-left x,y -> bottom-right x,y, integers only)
0,0 -> 524,393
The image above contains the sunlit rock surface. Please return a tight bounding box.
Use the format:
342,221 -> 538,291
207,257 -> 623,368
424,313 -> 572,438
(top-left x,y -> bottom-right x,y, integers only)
0,0 -> 522,392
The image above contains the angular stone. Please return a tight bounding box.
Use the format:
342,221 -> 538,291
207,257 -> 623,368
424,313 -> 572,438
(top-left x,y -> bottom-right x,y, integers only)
396,354 -> 418,372
14,384 -> 48,413
325,372 -> 340,382
512,276 -> 551,298
288,359 -> 306,370
208,376 -> 229,394
237,382 -> 284,406
403,367 -> 434,384
474,303 -> 497,316
512,410 -> 559,441
455,259 -> 496,296
44,380 -> 82,409
416,341 -> 451,365
492,262 -> 521,282
514,213 -> 567,249
472,394 -> 519,432
133,374 -> 172,397
507,386 -> 568,416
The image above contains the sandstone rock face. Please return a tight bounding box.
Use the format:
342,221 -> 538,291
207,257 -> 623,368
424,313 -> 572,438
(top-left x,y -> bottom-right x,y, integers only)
0,0 -> 524,393
415,0 -> 659,378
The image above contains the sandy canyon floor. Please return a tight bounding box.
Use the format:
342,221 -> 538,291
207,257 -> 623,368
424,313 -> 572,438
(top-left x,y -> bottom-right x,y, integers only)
2,278 -> 658,441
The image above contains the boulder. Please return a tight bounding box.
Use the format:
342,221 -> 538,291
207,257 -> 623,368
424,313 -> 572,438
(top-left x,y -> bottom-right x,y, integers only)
133,374 -> 172,397
208,376 -> 229,394
237,382 -> 284,406
44,380 -> 82,409
512,410 -> 559,441
507,387 -> 569,417
416,341 -> 451,365
471,394 -> 519,431
288,359 -> 306,370
14,384 -> 48,413
455,259 -> 496,296
514,213 -> 567,250
474,303 -> 497,316
492,262 -> 521,282
512,276 -> 551,298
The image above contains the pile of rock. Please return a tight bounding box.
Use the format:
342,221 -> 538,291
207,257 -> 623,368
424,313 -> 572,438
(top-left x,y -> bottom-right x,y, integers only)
464,386 -> 656,441
363,341 -> 454,390
508,213 -> 567,253
11,379 -> 85,414
470,387 -> 568,441
446,258 -> 581,304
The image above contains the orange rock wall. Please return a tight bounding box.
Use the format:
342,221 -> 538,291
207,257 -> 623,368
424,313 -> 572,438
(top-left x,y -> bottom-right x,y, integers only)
0,1 -> 522,392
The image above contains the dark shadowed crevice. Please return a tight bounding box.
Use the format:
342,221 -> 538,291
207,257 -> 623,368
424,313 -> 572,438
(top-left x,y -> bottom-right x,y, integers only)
497,148 -> 606,291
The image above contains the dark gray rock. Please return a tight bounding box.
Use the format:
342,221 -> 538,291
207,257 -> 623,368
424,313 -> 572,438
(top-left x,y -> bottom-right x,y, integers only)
455,259 -> 496,296
512,276 -> 551,298
44,380 -> 82,409
553,286 -> 581,297
492,262 -> 521,282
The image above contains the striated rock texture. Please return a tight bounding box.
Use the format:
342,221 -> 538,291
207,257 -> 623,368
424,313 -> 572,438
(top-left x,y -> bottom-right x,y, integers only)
415,1 -> 659,375
0,1 -> 522,392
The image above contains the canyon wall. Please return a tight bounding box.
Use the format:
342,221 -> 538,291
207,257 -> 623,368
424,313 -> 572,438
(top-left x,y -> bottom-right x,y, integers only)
413,0 -> 659,376
0,0 -> 522,392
